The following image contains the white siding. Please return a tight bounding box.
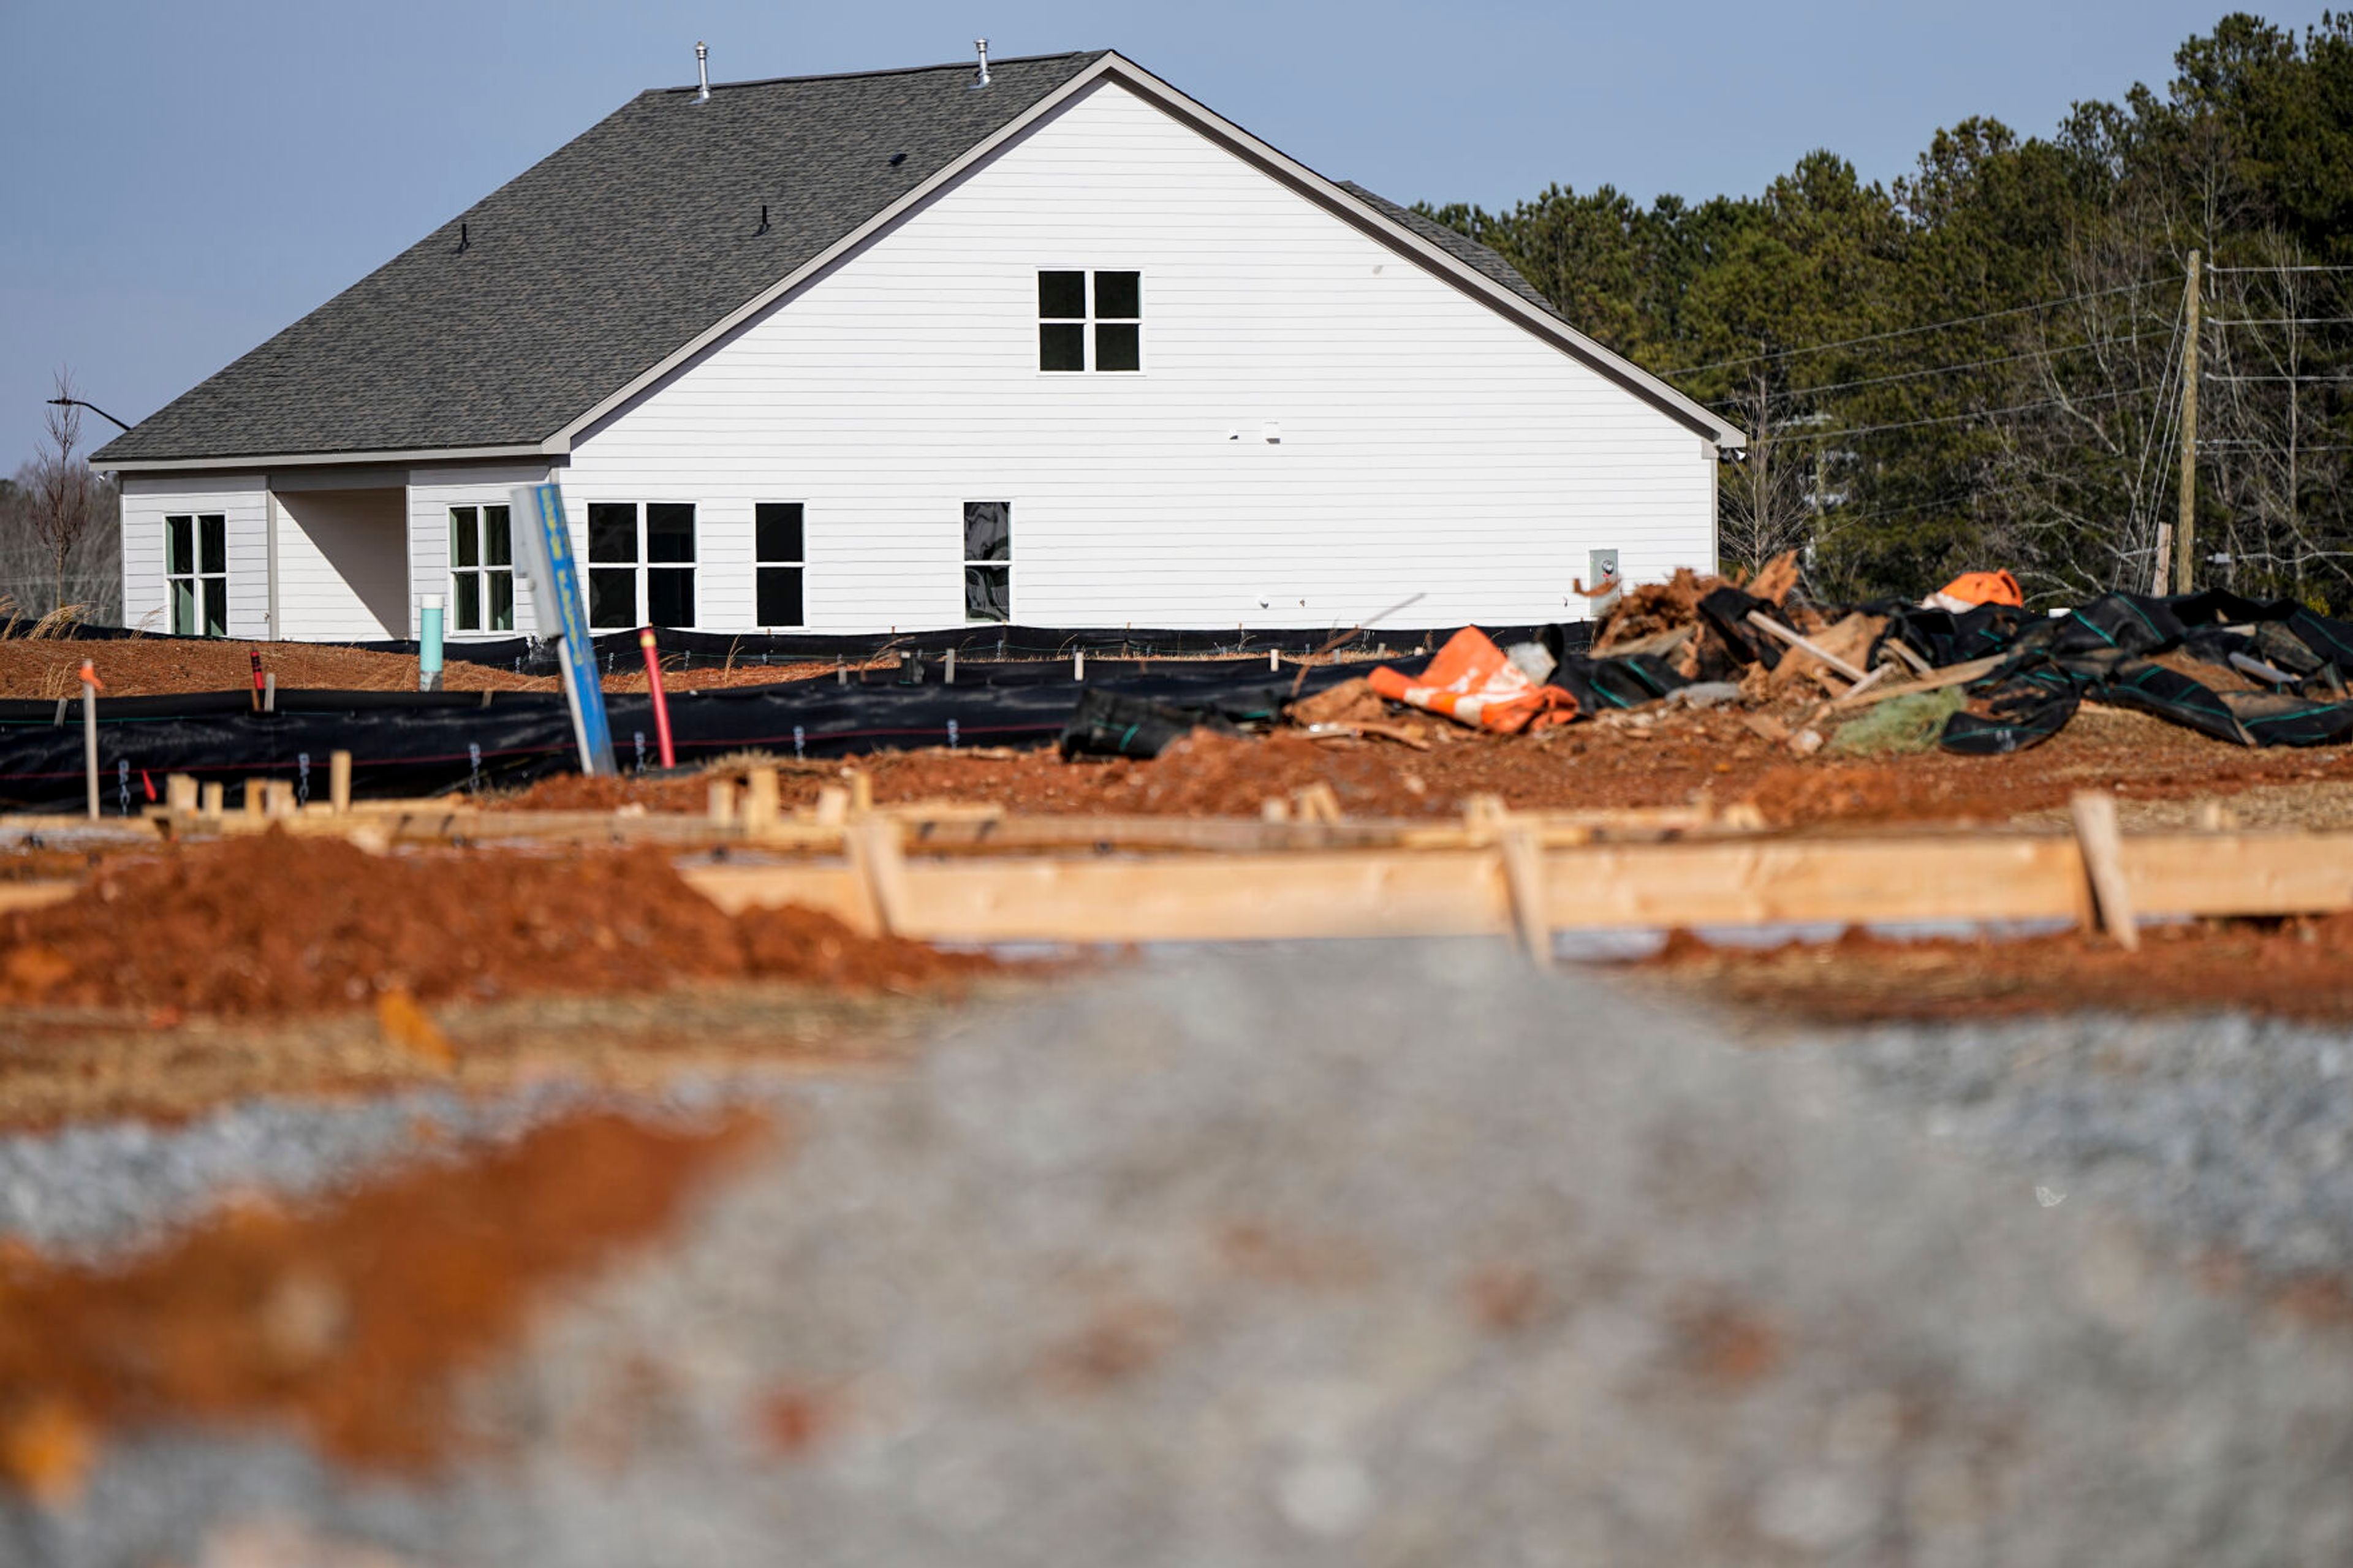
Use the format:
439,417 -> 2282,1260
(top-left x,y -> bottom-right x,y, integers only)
273,488 -> 407,639
566,78 -> 1717,633
407,463 -> 556,639
119,473 -> 268,637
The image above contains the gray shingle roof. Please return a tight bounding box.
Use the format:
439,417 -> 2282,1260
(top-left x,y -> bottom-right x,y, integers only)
1336,183 -> 1561,319
95,51 -> 1108,464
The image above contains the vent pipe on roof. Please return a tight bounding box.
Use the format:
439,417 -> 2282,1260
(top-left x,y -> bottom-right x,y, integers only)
971,37 -> 990,89
694,41 -> 710,102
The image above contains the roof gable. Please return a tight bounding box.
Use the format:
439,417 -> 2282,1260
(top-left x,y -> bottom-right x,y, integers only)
94,51 -> 1107,465
96,49 -> 1739,468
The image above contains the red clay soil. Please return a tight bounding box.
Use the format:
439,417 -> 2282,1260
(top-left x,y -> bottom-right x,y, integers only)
0,637 -> 845,701
497,705 -> 2353,828
1642,915 -> 2353,1023
0,1110 -> 767,1493
0,832 -> 996,1016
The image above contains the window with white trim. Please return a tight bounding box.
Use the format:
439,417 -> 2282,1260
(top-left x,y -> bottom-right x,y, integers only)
964,501 -> 1010,623
586,502 -> 697,629
756,502 -> 805,627
1038,270 -> 1142,372
164,513 -> 227,637
448,504 -> 514,632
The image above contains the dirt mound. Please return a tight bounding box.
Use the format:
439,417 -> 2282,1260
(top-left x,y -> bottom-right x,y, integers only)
1643,911 -> 2353,1024
0,832 -> 995,1015
0,1110 -> 765,1487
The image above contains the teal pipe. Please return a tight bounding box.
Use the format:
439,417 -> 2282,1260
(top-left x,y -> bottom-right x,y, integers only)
420,594 -> 445,693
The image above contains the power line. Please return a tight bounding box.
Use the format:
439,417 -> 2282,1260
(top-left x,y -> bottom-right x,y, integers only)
2203,373 -> 2353,383
1771,384 -> 2150,444
2210,315 -> 2353,327
1657,280 -> 2169,377
2207,263 -> 2353,274
1756,332 -> 2175,400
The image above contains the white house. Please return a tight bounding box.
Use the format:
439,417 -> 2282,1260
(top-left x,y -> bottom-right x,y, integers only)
93,48 -> 1742,643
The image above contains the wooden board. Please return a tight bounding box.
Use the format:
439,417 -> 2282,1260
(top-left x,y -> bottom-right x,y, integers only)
683,828 -> 2353,945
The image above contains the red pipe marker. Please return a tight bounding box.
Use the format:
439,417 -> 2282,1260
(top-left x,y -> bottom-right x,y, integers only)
638,627 -> 676,769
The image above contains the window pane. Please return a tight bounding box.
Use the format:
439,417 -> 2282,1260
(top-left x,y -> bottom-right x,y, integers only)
646,567 -> 694,627
166,515 -> 192,576
199,515 -> 227,575
757,565 -> 804,627
202,577 -> 228,637
1037,270 -> 1085,319
646,502 -> 695,563
1094,270 -> 1140,319
589,567 -> 636,629
756,502 -> 804,564
1096,322 -> 1141,372
588,503 -> 638,563
483,506 -> 511,566
1039,322 -> 1085,371
964,564 -> 1010,623
172,578 -> 196,636
963,501 -> 1010,562
490,570 -> 515,632
450,507 -> 479,567
453,572 -> 481,631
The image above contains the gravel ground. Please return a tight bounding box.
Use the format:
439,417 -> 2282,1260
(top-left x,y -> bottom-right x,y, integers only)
7,942 -> 2352,1566
0,1075 -> 768,1263
1816,1009 -> 2353,1286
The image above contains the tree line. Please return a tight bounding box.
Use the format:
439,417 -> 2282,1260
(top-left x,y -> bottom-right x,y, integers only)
1425,11 -> 2353,610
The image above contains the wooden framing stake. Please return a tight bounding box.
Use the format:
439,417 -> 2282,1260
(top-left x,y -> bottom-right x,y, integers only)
845,817 -> 912,937
1497,820 -> 1553,968
2070,790 -> 2139,950
165,774 -> 199,817
1746,611 -> 1869,683
743,767 -> 781,835
199,781 -> 224,819
328,751 -> 353,814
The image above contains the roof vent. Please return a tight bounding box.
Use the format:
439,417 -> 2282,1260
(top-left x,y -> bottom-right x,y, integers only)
694,41 -> 710,102
971,37 -> 990,89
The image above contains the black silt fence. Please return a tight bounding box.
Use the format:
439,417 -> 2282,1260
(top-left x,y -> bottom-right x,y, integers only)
0,658 -> 1371,816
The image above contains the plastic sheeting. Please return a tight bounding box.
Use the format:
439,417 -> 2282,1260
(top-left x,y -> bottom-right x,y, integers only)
0,659 -> 1361,815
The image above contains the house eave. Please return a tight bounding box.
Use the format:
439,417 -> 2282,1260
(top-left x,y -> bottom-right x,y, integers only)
90,439 -> 564,477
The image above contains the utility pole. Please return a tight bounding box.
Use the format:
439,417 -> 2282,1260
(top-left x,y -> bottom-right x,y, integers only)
2173,249 -> 2201,595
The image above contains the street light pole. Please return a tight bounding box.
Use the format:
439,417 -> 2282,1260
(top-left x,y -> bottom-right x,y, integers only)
46,396 -> 132,433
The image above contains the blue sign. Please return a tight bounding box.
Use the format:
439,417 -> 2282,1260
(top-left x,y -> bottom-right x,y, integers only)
512,482 -> 615,776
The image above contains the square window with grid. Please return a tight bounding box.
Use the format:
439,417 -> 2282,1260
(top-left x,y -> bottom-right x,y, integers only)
449,504 -> 515,632
963,501 -> 1009,623
1038,270 -> 1142,372
164,513 -> 227,637
756,502 -> 805,627
586,502 -> 697,629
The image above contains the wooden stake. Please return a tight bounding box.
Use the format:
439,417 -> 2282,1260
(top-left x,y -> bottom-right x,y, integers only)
844,817 -> 911,936
200,781 -> 224,818
743,767 -> 781,835
165,774 -> 199,816
1498,821 -> 1553,968
847,769 -> 874,817
1828,654 -> 2006,711
707,778 -> 737,826
263,780 -> 298,819
243,778 -> 268,818
1746,612 -> 1868,683
328,750 -> 353,814
2070,790 -> 2140,950
1882,640 -> 1933,676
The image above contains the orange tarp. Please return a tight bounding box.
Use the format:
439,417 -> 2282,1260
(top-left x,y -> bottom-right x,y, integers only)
1367,627 -> 1579,734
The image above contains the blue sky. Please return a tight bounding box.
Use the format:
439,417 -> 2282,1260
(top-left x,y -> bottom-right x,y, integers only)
0,0 -> 2292,464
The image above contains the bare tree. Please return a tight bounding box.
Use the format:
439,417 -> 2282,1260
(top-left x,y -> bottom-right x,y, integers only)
25,369 -> 103,619
1715,377 -> 1820,577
